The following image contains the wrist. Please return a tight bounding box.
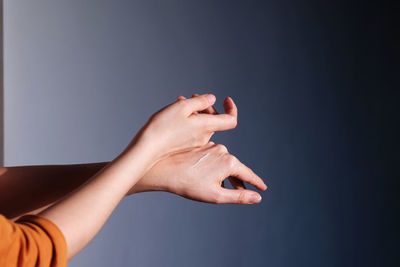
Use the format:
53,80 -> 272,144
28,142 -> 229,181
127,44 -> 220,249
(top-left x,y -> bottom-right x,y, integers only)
125,161 -> 172,196
117,137 -> 160,180
124,128 -> 165,164
126,177 -> 169,195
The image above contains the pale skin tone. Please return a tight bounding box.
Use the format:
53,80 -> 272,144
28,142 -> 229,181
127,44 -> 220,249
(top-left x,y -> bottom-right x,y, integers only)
0,94 -> 267,259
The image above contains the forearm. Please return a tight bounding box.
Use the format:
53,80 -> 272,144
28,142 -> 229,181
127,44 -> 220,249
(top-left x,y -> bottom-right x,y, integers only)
38,144 -> 156,259
0,162 -> 108,219
0,161 -> 165,219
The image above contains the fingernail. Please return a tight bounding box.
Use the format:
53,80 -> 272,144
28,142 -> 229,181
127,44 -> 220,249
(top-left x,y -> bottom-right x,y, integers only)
250,194 -> 262,204
207,94 -> 216,104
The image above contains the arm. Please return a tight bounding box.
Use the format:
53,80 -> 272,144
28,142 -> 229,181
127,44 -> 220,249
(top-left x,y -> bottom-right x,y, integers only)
37,94 -> 236,259
0,161 -> 164,220
0,95 -> 238,220
0,162 -> 108,219
0,140 -> 266,266
1,94 -> 265,264
39,141 -> 156,259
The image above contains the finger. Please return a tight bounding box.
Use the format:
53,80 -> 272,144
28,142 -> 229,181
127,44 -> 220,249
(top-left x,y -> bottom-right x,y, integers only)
177,96 -> 195,113
176,95 -> 186,101
223,97 -> 238,118
181,94 -> 216,115
229,156 -> 267,191
196,113 -> 237,132
228,176 -> 246,190
191,94 -> 203,115
216,188 -> 262,204
190,94 -> 200,114
204,104 -> 218,115
193,93 -> 218,115
196,97 -> 237,131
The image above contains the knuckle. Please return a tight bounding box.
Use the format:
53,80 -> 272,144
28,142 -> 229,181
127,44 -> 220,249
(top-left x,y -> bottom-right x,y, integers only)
201,96 -> 209,106
214,144 -> 228,153
213,192 -> 223,204
224,154 -> 237,168
237,191 -> 246,204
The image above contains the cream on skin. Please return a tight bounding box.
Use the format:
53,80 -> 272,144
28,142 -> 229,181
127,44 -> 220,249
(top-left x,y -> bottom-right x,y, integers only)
192,152 -> 210,168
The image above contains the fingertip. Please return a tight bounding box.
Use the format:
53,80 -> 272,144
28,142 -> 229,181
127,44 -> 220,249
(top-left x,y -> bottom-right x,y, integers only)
257,177 -> 268,191
207,94 -> 216,104
249,192 -> 262,204
255,185 -> 267,192
176,95 -> 186,101
223,96 -> 237,116
224,96 -> 234,105
259,176 -> 268,191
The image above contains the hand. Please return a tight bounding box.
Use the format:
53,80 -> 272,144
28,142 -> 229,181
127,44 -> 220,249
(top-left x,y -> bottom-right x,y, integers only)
123,94 -> 238,164
176,93 -> 237,139
129,142 -> 267,204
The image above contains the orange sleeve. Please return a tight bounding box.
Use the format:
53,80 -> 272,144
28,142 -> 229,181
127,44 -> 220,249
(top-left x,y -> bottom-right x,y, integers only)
0,214 -> 67,267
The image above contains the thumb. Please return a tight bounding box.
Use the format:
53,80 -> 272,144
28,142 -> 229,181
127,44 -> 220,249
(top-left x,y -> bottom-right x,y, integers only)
216,188 -> 262,204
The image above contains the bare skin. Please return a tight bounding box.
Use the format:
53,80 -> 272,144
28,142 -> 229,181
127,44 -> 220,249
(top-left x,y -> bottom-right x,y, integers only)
134,141 -> 266,204
0,142 -> 265,219
0,94 -> 266,259
0,94 -> 253,219
0,162 -> 109,219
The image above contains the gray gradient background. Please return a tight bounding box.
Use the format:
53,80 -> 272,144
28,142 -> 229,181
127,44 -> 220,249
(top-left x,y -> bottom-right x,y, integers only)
3,1 -> 398,267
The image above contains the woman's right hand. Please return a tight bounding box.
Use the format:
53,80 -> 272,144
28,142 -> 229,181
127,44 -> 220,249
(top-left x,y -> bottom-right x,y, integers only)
123,94 -> 238,164
128,142 -> 267,204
